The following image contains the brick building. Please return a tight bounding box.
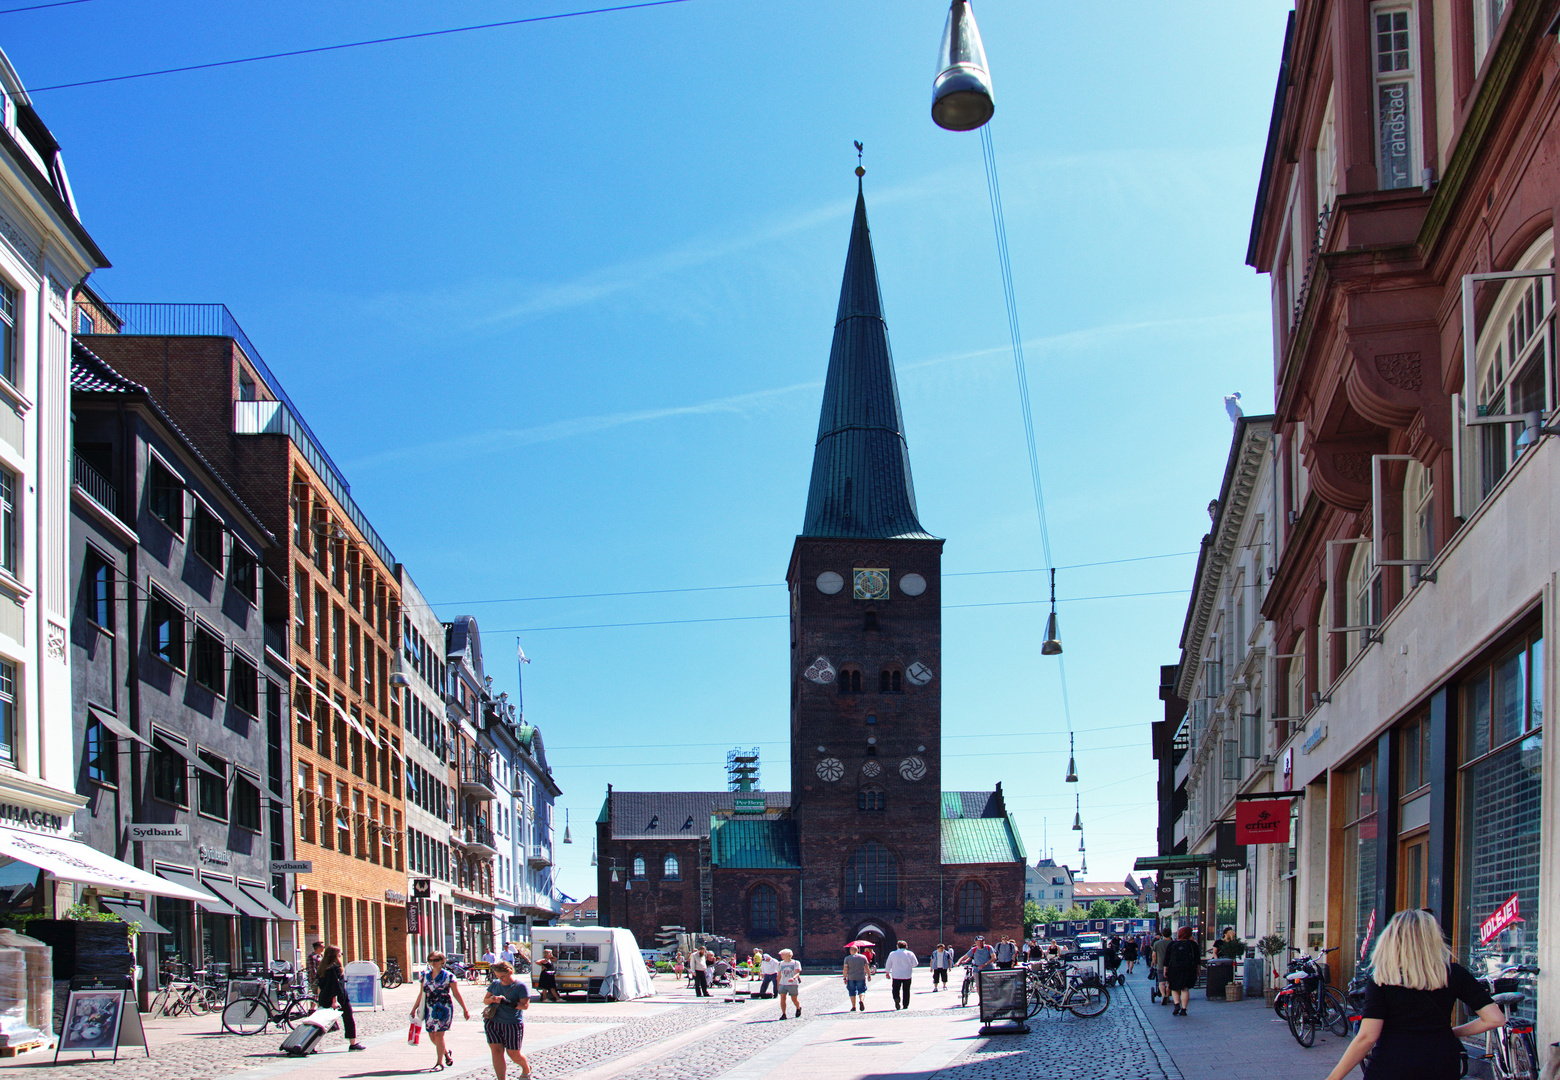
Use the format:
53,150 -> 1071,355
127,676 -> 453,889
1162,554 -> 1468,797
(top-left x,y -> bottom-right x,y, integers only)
81,306 -> 409,971
598,179 -> 1026,964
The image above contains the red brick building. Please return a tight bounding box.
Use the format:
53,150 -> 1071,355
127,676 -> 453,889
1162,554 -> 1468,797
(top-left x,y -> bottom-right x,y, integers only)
598,180 -> 1026,964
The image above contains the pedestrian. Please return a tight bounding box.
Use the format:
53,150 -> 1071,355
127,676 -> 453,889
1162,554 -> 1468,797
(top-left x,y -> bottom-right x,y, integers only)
995,937 -> 1016,970
410,951 -> 470,1072
482,960 -> 531,1080
672,952 -> 684,982
313,945 -> 367,1051
842,945 -> 873,1012
499,942 -> 516,965
955,936 -> 994,972
1151,928 -> 1173,1004
1164,927 -> 1200,1016
691,947 -> 710,997
1122,935 -> 1139,975
1103,936 -> 1121,983
776,949 -> 802,1019
532,950 -> 560,1003
759,952 -> 779,999
884,940 -> 917,1010
929,943 -> 953,991
306,941 -> 324,995
1323,910 -> 1505,1080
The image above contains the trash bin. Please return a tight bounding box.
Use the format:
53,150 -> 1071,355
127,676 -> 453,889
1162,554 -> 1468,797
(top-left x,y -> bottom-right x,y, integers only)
1205,960 -> 1234,999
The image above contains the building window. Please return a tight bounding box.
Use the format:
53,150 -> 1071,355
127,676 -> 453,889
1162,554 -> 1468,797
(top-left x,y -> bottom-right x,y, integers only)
349,621 -> 361,694
857,785 -> 885,811
956,880 -> 988,929
1457,632 -> 1543,1023
230,652 -> 258,716
0,282 -> 14,385
1401,712 -> 1431,795
332,606 -> 345,678
197,750 -> 227,819
1337,751 -> 1378,984
148,458 -> 185,536
663,854 -> 679,880
191,501 -> 224,571
314,587 -> 328,663
1402,458 -> 1435,577
0,468 -> 14,574
749,884 -> 778,933
233,771 -> 262,831
151,734 -> 188,806
231,546 -> 257,605
1474,0 -> 1510,67
294,568 -> 309,646
85,709 -> 116,785
238,370 -> 256,402
632,854 -> 646,879
879,668 -> 901,692
293,481 -> 310,550
192,623 -> 225,695
148,589 -> 185,670
336,782 -> 351,852
84,549 -> 113,630
843,841 -> 896,910
838,668 -> 862,694
1372,4 -> 1418,191
1315,87 -> 1337,213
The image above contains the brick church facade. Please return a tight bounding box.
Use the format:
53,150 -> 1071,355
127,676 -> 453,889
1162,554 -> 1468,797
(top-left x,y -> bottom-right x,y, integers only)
597,177 -> 1026,964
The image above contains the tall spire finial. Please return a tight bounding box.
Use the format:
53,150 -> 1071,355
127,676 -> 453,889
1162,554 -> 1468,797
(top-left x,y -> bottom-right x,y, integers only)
854,140 -> 865,178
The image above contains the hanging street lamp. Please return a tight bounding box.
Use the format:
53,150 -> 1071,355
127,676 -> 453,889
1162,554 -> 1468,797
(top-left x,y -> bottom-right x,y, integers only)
1065,732 -> 1078,783
931,0 -> 995,131
1041,568 -> 1063,655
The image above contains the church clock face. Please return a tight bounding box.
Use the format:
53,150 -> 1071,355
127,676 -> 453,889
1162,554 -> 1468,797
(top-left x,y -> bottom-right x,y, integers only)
853,568 -> 890,600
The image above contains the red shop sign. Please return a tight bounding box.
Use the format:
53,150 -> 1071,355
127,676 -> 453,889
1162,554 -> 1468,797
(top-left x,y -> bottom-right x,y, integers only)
1234,799 -> 1291,844
1479,893 -> 1523,944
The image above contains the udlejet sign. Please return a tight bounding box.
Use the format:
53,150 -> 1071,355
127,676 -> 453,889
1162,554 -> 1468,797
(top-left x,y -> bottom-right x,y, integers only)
129,823 -> 189,842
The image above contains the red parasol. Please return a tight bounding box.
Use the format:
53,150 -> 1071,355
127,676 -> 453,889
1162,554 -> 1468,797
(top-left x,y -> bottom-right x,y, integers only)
844,940 -> 877,948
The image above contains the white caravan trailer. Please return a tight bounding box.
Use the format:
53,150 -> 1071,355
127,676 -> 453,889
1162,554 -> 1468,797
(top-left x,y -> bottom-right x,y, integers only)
529,926 -> 653,1001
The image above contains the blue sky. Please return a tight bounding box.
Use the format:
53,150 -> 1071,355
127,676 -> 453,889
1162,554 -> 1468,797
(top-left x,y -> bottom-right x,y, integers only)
9,0 -> 1292,901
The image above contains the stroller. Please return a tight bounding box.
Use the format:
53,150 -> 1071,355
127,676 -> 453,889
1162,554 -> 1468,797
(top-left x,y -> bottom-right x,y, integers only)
1103,939 -> 1125,988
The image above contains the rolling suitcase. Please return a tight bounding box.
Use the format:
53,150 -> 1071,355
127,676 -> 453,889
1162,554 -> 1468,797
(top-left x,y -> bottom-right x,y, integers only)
280,1008 -> 341,1056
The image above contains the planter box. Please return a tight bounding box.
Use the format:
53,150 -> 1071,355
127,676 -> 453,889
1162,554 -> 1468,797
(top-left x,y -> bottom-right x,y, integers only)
24,921 -> 131,980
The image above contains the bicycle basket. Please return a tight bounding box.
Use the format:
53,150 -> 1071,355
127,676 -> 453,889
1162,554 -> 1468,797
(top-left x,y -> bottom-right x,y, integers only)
1317,962 -> 1330,985
1492,977 -> 1521,995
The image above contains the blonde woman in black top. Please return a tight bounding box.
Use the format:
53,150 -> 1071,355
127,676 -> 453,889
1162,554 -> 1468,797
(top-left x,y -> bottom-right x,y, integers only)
1324,910 -> 1504,1080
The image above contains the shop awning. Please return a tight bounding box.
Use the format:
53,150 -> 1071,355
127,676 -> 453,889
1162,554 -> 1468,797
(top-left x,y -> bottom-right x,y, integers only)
201,877 -> 275,919
0,828 -> 209,902
239,882 -> 301,922
155,866 -> 237,914
98,895 -> 171,934
153,735 -> 223,779
88,706 -> 151,749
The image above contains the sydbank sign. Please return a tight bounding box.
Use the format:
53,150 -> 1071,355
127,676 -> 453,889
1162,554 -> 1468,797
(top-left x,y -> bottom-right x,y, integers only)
128,823 -> 190,842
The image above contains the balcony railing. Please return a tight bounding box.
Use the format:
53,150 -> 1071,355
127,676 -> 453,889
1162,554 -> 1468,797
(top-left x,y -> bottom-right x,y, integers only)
460,763 -> 497,799
73,453 -> 118,515
464,823 -> 497,856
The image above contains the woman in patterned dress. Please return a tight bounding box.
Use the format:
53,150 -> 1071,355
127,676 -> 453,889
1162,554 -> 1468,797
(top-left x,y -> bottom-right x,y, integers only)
411,952 -> 470,1071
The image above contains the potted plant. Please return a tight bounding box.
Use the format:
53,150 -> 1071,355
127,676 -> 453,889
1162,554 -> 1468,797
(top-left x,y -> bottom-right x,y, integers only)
1256,934 -> 1287,1006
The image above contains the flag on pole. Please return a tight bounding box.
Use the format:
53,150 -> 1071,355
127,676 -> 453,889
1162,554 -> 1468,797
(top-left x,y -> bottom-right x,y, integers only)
516,638 -> 529,722
517,642 -> 530,664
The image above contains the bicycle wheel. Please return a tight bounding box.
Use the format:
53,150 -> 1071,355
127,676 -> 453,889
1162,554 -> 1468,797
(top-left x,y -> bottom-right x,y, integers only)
221,997 -> 270,1036
960,976 -> 972,1007
1499,1030 -> 1536,1080
166,994 -> 188,1017
279,996 -> 317,1030
1287,1003 -> 1317,1048
1068,984 -> 1110,1018
382,971 -> 404,990
1024,979 -> 1044,1019
1320,988 -> 1350,1037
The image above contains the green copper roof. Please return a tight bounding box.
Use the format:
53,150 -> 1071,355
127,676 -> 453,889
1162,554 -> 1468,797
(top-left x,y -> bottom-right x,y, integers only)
941,815 -> 1026,865
801,181 -> 933,540
710,817 -> 800,869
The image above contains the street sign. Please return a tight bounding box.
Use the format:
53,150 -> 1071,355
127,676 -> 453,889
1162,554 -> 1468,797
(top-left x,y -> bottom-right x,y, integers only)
129,823 -> 188,842
268,860 -> 313,874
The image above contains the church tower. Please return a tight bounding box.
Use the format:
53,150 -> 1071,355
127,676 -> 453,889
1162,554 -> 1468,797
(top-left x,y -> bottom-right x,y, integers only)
788,177 -> 945,960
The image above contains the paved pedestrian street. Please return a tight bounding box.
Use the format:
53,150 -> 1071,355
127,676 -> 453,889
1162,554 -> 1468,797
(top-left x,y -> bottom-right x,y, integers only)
0,971 -> 1351,1080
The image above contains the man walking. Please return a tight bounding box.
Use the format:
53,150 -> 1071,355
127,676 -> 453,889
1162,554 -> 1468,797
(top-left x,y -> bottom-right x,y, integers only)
1151,927 -> 1173,1005
842,945 -> 873,1012
691,946 -> 710,997
995,937 -> 1016,970
929,943 -> 953,991
306,940 -> 324,994
758,952 -> 779,999
884,940 -> 918,1010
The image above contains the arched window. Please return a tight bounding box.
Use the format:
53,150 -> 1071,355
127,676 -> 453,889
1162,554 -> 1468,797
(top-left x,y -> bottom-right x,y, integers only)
879,669 -> 901,692
857,785 -> 885,811
844,842 -> 896,910
632,853 -> 646,879
955,880 -> 987,929
663,854 -> 680,880
838,668 -> 862,694
749,884 -> 778,933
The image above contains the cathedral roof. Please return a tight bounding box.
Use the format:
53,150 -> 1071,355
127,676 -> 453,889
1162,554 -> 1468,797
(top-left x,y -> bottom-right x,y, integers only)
941,815 -> 1027,865
710,817 -> 800,869
941,790 -> 1005,819
800,180 -> 934,540
599,790 -> 791,840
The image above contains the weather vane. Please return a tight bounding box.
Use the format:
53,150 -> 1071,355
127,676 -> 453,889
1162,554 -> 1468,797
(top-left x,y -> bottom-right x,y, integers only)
854,140 -> 865,178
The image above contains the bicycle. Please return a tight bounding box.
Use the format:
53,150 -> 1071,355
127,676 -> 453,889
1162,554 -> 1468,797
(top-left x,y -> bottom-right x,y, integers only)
959,963 -> 978,1007
381,956 -> 404,989
1023,958 -> 1110,1019
1478,965 -> 1540,1080
221,977 -> 318,1036
1280,947 -> 1348,1047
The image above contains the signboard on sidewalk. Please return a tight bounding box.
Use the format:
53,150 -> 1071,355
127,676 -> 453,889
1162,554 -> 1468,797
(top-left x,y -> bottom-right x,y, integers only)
1479,893 -> 1523,944
1234,799 -> 1291,844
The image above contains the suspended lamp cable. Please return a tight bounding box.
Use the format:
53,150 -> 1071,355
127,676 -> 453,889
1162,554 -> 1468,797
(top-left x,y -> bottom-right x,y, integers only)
978,123 -> 1076,741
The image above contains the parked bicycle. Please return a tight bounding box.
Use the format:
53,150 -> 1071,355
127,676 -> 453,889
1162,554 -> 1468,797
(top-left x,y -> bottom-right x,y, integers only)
1477,965 -> 1540,1080
381,956 -> 404,989
220,976 -> 318,1036
150,962 -> 225,1017
1023,957 -> 1110,1019
1278,946 -> 1349,1047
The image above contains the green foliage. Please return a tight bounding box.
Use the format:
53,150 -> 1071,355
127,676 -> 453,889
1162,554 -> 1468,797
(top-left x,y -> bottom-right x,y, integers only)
1061,905 -> 1091,922
654,961 -> 672,973
64,903 -> 137,940
1088,900 -> 1114,919
1022,899 -> 1043,935
1110,899 -> 1141,918
1035,905 -> 1062,925
1256,934 -> 1287,958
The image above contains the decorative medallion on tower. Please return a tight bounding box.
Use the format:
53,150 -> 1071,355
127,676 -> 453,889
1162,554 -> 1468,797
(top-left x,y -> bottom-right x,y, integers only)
853,568 -> 890,600
905,662 -> 934,686
816,757 -> 845,782
816,571 -> 844,594
899,756 -> 927,781
861,760 -> 882,778
898,573 -> 927,596
804,657 -> 837,684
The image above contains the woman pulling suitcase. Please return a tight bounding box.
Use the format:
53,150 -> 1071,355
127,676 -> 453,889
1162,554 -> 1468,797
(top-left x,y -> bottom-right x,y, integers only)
314,946 -> 367,1051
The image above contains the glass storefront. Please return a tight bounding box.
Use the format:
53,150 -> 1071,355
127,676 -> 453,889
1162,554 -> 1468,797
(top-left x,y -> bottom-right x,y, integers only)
155,896 -> 193,975
1458,632 -> 1542,1023
1338,753 -> 1378,983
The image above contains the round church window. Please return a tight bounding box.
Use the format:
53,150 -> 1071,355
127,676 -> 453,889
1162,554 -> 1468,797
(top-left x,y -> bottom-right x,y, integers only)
816,757 -> 845,782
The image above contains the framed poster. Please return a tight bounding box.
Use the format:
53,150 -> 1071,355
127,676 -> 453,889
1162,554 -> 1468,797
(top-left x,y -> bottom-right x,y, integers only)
55,990 -> 146,1061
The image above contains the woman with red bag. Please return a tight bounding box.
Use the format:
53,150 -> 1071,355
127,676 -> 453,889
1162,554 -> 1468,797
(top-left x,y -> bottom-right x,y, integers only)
411,952 -> 470,1071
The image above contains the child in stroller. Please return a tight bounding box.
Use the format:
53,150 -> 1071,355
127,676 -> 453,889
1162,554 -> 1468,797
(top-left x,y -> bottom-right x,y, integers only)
1103,937 -> 1125,987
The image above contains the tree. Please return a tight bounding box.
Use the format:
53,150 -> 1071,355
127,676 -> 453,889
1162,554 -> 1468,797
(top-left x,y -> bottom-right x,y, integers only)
1111,898 -> 1142,918
1036,905 -> 1062,924
1061,904 -> 1091,922
1022,899 -> 1044,936
1088,900 -> 1114,919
